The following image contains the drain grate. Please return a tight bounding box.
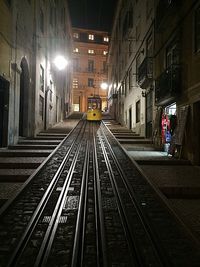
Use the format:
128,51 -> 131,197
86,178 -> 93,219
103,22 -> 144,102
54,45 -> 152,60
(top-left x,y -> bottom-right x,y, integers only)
42,216 -> 68,224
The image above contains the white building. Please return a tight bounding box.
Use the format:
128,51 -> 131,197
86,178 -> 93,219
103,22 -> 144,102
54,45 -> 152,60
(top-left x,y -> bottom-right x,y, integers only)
0,0 -> 73,147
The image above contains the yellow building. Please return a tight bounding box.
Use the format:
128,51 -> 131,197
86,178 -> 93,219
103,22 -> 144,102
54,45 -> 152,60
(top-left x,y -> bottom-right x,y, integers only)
72,28 -> 109,112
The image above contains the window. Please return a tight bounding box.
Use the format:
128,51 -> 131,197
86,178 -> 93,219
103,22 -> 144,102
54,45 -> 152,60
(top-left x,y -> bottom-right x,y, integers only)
39,96 -> 44,120
146,34 -> 153,57
40,8 -> 44,33
136,54 -> 141,78
73,32 -> 79,39
104,36 -> 109,42
195,6 -> 200,53
128,68 -> 132,92
166,42 -> 179,67
73,48 -> 79,53
136,100 -> 140,123
5,0 -> 11,7
88,78 -> 94,87
88,60 -> 94,72
73,58 -> 79,71
88,49 -> 94,54
136,16 -> 141,41
49,81 -> 53,102
50,5 -> 54,27
40,65 -> 44,92
88,34 -> 94,40
73,78 -> 78,88
103,50 -> 108,56
103,61 -> 107,72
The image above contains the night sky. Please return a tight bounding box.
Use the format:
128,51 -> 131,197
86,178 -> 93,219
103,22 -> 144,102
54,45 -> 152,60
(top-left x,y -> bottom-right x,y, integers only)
68,0 -> 117,33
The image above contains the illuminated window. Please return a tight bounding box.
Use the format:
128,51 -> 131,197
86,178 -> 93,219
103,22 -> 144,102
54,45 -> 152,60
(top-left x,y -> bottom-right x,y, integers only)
73,32 -> 79,39
88,49 -> 94,54
103,51 -> 108,56
88,34 -> 94,40
73,78 -> 78,88
73,47 -> 79,53
104,37 -> 109,42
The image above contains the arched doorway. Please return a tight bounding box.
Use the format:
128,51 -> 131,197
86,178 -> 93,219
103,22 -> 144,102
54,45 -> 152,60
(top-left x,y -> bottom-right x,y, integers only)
0,76 -> 9,147
19,57 -> 30,137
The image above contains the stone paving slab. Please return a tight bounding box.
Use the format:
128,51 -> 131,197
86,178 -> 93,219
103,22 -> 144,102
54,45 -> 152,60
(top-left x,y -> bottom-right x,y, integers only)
18,140 -> 61,145
0,157 -> 45,164
169,199 -> 200,241
0,183 -> 23,199
0,169 -> 35,182
0,157 -> 45,169
140,165 -> 200,187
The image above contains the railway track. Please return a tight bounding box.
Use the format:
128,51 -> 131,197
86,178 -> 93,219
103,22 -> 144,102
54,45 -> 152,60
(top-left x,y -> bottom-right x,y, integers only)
0,120 -> 200,266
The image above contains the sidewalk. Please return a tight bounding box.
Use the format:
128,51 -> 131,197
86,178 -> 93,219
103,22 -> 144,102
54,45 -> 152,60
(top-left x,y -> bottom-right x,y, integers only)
105,120 -> 200,243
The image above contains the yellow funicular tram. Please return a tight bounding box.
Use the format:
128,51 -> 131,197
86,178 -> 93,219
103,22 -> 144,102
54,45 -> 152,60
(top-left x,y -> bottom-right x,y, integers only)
87,96 -> 102,121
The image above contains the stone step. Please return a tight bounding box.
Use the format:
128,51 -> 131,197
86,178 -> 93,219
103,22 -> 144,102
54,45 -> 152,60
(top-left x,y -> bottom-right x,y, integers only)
114,135 -> 144,139
0,169 -> 35,182
160,186 -> 200,199
37,132 -> 67,137
26,136 -> 64,140
119,139 -> 152,144
136,159 -> 191,165
0,157 -> 45,169
18,139 -> 61,145
9,144 -> 57,150
0,150 -> 52,157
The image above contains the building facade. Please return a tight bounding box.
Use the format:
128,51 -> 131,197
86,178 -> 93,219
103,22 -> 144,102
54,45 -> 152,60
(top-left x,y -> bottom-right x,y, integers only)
107,0 -> 154,137
72,28 -> 109,112
0,0 -> 73,147
108,0 -> 200,164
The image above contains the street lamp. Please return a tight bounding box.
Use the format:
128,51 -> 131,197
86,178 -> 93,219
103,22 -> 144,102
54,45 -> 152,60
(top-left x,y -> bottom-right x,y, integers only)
54,55 -> 68,70
100,82 -> 108,90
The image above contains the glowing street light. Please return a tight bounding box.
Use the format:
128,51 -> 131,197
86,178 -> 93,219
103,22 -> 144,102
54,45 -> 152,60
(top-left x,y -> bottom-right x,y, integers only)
54,55 -> 68,70
100,82 -> 108,90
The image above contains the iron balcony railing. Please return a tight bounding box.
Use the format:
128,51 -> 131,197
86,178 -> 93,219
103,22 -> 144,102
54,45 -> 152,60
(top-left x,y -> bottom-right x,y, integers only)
155,0 -> 181,30
155,64 -> 181,105
137,57 -> 153,89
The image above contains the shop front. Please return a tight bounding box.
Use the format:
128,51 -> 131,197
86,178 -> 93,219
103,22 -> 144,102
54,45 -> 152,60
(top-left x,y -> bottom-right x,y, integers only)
161,103 -> 177,154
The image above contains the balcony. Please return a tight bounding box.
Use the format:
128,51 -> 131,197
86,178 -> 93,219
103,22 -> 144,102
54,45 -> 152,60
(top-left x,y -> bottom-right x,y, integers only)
137,57 -> 153,89
155,0 -> 181,31
155,64 -> 181,106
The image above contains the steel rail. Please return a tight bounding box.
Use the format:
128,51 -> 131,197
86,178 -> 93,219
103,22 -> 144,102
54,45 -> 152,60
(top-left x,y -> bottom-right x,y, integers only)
93,129 -> 108,267
98,133 -> 142,267
7,121 -> 87,267
0,119 -> 84,217
71,141 -> 90,267
35,142 -> 83,267
99,123 -> 171,266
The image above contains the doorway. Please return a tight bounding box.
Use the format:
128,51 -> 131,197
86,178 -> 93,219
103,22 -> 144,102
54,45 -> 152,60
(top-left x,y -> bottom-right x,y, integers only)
129,107 -> 132,129
193,101 -> 200,164
0,76 -> 9,147
19,58 -> 30,137
146,90 -> 153,138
